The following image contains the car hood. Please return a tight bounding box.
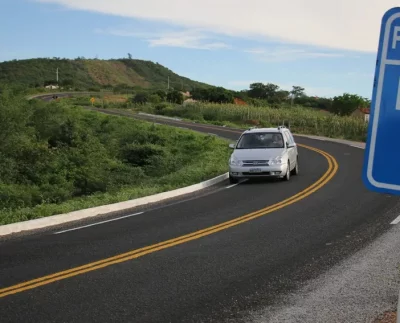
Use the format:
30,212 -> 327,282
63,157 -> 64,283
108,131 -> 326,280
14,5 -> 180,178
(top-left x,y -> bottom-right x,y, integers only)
232,148 -> 286,160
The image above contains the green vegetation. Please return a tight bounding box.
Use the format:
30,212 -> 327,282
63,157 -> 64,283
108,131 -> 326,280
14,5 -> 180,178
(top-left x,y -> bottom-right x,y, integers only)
331,93 -> 368,116
0,56 -> 370,118
0,92 -> 231,225
0,57 -> 213,93
135,102 -> 368,142
191,87 -> 234,104
166,90 -> 184,104
181,81 -> 370,117
61,82 -> 370,142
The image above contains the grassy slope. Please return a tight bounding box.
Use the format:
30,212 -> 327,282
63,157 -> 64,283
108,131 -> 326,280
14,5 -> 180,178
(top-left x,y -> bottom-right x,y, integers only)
84,60 -> 150,88
0,97 -> 230,225
0,58 -> 95,89
0,58 -> 213,91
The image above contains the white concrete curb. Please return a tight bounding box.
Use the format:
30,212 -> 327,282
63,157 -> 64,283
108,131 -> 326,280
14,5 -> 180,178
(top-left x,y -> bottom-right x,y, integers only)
294,134 -> 366,149
137,112 -> 182,121
0,172 -> 229,236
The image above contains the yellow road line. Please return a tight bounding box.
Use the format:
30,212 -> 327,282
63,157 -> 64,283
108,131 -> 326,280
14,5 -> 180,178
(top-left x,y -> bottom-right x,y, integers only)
0,144 -> 338,299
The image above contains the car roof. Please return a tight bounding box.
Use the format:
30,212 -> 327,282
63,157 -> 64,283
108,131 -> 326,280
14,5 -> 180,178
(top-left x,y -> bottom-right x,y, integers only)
242,127 -> 289,134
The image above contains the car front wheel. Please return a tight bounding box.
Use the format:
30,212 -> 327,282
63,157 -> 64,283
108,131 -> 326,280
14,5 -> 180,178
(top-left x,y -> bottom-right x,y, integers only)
282,162 -> 290,181
229,174 -> 239,184
291,157 -> 299,176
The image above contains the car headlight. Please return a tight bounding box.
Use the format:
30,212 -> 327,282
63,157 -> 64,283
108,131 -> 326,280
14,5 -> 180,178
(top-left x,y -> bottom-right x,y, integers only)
269,156 -> 283,165
229,156 -> 243,166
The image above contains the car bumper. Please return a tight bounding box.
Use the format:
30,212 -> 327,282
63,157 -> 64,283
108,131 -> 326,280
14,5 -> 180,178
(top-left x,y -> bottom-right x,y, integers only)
229,164 -> 288,178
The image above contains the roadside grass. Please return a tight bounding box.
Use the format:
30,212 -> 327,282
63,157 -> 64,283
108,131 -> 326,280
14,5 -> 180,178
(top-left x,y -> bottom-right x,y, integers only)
0,98 -> 231,225
0,153 -> 228,225
62,95 -> 133,110
131,101 -> 368,142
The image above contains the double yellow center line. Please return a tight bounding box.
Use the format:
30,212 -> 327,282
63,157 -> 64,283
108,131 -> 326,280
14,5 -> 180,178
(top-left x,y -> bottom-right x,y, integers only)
0,143 -> 338,299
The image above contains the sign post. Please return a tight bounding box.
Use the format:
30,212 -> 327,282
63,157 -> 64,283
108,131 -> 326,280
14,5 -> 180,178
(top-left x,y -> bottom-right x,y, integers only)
363,7 -> 400,196
90,97 -> 95,106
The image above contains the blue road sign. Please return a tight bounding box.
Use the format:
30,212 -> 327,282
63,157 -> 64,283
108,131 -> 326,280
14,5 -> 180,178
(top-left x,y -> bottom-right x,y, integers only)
363,7 -> 400,195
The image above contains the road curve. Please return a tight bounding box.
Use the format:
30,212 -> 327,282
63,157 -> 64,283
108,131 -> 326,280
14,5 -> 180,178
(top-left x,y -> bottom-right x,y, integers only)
1,97 -> 400,322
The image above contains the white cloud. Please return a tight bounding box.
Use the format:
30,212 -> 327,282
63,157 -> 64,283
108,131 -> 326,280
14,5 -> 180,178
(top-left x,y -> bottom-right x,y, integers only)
244,47 -> 346,62
35,0 -> 398,52
95,28 -> 230,50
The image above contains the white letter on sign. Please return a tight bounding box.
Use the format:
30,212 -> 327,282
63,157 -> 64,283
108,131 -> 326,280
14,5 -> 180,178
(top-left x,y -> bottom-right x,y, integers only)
397,77 -> 400,110
392,26 -> 400,49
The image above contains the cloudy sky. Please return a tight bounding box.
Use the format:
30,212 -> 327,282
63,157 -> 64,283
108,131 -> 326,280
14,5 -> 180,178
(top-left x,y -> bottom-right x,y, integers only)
1,0 -> 398,97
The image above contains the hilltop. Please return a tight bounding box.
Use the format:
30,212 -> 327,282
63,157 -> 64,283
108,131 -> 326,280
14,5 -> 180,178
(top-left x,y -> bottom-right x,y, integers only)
0,57 -> 213,92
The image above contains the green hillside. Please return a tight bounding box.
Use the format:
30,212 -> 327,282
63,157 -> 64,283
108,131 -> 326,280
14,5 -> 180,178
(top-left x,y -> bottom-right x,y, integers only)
0,57 -> 213,92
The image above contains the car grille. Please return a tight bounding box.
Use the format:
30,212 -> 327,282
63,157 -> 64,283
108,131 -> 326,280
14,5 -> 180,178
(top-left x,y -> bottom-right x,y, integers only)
242,160 -> 269,167
242,171 -> 281,176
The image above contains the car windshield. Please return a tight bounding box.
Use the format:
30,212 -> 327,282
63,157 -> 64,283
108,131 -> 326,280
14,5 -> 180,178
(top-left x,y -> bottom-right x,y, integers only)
236,132 -> 284,149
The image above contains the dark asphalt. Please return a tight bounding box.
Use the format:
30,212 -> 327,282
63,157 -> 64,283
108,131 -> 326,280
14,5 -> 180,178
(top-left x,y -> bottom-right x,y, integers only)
1,97 -> 400,322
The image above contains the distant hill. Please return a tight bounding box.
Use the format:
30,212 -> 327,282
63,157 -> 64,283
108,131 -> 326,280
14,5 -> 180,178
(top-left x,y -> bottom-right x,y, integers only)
0,57 -> 214,92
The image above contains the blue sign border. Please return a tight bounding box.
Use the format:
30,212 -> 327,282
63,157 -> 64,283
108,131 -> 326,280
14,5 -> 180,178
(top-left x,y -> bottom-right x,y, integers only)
363,7 -> 400,195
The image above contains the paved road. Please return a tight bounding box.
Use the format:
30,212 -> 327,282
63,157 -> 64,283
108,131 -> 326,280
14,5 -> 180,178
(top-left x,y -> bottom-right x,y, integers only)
1,98 -> 399,322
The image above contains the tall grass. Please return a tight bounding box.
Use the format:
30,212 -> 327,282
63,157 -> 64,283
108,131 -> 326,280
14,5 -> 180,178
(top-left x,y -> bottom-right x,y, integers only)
136,102 -> 368,142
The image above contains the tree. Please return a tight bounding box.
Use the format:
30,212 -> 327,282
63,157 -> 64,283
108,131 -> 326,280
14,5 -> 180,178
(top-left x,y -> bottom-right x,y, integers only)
154,89 -> 167,101
291,86 -> 305,98
149,94 -> 161,104
208,87 -> 234,103
264,83 -> 280,101
248,82 -> 281,103
60,79 -> 74,87
330,93 -> 365,116
166,90 -> 184,104
191,88 -> 208,101
44,80 -> 56,86
272,90 -> 290,103
132,92 -> 149,104
190,87 -> 234,103
127,53 -> 132,59
248,83 -> 267,99
290,86 -> 305,106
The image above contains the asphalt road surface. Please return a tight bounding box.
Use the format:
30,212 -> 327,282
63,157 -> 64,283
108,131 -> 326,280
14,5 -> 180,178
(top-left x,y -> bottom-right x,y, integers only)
1,98 -> 399,322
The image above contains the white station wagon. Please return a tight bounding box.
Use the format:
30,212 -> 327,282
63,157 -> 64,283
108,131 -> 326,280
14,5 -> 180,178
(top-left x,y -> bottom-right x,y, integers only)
228,126 -> 299,184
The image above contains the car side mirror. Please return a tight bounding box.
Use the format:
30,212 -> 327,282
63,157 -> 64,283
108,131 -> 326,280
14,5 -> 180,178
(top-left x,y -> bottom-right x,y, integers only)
287,142 -> 295,148
229,143 -> 235,149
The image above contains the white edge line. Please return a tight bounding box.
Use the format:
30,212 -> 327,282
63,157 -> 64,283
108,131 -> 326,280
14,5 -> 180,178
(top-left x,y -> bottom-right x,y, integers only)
54,212 -> 144,234
226,184 -> 238,189
226,179 -> 247,189
0,172 -> 229,237
390,215 -> 400,225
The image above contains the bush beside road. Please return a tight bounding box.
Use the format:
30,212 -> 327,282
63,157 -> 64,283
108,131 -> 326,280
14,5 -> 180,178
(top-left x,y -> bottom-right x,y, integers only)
0,93 -> 231,225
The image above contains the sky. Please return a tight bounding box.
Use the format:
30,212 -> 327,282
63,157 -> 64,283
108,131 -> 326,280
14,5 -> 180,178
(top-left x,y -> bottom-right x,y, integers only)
0,0 -> 399,98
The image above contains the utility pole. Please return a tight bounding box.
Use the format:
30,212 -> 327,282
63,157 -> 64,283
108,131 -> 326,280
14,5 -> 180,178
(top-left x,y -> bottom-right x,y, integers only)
56,68 -> 59,84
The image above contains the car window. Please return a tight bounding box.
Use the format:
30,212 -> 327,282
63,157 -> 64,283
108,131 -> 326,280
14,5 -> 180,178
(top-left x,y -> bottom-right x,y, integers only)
236,132 -> 284,149
283,132 -> 291,144
286,131 -> 295,144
